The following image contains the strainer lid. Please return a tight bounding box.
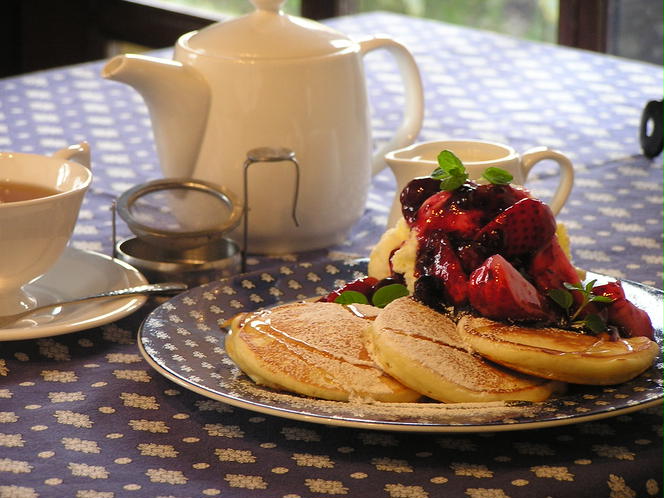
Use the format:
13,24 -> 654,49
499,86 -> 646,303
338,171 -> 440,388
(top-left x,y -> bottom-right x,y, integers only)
116,178 -> 243,251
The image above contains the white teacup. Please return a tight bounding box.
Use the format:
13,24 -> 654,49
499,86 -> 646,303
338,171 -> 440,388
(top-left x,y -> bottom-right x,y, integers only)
0,143 -> 92,315
385,139 -> 574,227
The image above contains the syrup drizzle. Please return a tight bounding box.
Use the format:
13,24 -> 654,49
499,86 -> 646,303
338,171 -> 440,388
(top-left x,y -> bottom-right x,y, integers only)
245,307 -> 376,367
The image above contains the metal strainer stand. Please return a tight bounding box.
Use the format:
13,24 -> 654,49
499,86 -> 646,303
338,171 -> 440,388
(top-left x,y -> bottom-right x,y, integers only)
113,178 -> 244,285
113,147 -> 301,281
241,147 -> 301,271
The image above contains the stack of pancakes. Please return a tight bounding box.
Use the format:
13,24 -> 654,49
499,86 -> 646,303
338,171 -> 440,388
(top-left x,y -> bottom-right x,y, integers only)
225,297 -> 659,404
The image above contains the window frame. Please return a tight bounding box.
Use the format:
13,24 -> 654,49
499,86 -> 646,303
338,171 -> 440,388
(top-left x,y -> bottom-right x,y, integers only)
558,0 -> 608,53
1,0 -> 608,77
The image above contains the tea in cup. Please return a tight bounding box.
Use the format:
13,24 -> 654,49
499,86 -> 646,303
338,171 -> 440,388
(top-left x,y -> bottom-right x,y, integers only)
384,139 -> 574,227
0,143 -> 92,315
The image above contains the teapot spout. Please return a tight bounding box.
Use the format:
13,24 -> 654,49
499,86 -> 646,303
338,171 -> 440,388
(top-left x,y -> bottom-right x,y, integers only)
102,54 -> 210,178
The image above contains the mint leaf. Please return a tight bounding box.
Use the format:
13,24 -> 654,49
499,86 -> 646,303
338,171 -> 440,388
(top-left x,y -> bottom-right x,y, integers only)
584,313 -> 608,334
481,167 -> 513,185
589,295 -> 614,304
371,283 -> 409,308
549,279 -> 615,334
334,290 -> 369,305
431,150 -> 468,191
547,288 -> 573,310
436,150 -> 464,171
438,175 -> 468,191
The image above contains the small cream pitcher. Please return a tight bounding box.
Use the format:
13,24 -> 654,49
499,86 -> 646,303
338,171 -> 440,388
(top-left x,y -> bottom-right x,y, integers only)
385,139 -> 575,227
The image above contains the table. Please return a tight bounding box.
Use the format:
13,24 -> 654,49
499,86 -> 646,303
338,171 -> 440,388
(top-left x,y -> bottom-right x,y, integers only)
1,11 -> 662,498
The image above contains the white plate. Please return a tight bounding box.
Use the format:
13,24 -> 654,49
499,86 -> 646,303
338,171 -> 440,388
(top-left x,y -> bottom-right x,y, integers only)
138,259 -> 663,433
0,247 -> 148,341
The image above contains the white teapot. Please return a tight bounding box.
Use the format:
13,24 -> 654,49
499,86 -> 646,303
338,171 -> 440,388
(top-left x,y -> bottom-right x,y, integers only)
102,0 -> 424,253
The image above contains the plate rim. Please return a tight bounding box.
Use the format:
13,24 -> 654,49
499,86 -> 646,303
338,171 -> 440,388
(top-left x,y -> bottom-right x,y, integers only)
138,258 -> 663,433
137,339 -> 663,433
0,247 -> 148,341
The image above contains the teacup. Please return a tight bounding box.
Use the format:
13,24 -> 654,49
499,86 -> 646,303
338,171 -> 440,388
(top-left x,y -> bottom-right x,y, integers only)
385,139 -> 574,227
0,143 -> 92,315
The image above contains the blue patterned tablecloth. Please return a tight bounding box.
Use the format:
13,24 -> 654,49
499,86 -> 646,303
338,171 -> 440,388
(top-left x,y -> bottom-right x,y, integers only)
0,11 -> 662,498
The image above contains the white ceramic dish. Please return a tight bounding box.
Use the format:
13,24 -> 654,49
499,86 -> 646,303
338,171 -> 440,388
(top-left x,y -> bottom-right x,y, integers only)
138,258 -> 663,433
0,247 -> 148,341
102,0 -> 425,253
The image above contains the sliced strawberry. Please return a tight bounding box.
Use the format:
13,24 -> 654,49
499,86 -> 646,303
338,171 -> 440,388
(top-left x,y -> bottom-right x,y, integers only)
529,237 -> 581,294
606,298 -> 654,339
414,185 -> 485,239
472,183 -> 531,219
410,189 -> 454,230
468,254 -> 552,321
593,282 -> 654,339
456,241 -> 487,274
592,281 -> 625,301
474,197 -> 556,256
415,229 -> 468,307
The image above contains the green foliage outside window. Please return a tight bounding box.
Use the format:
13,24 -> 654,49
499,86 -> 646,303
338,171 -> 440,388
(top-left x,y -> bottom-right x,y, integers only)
162,0 -> 558,43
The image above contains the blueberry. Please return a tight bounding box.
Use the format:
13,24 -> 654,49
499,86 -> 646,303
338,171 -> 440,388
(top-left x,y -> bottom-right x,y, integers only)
400,177 -> 440,224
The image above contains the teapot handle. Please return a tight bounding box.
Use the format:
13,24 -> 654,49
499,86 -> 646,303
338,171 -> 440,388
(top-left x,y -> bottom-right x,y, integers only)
359,36 -> 424,176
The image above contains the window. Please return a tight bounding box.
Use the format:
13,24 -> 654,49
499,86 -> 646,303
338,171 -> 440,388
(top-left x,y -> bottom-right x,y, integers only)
2,0 -> 660,77
606,0 -> 662,64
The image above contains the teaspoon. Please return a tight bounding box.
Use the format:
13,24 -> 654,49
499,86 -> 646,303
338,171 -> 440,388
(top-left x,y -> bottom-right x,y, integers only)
0,282 -> 188,328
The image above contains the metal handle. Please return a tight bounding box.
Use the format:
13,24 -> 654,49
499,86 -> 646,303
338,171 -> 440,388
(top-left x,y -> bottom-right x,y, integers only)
0,282 -> 188,329
74,282 -> 188,302
242,147 -> 301,272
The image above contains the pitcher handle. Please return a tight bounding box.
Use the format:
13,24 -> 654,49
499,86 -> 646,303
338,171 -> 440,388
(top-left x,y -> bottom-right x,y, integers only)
521,146 -> 574,215
359,36 -> 424,176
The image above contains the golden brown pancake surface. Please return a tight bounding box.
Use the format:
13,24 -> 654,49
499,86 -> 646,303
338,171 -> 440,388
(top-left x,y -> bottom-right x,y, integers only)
457,315 -> 660,385
225,301 -> 420,402
368,297 -> 563,403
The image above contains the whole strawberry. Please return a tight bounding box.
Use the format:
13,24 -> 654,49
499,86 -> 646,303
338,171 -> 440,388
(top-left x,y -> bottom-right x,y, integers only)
474,197 -> 556,257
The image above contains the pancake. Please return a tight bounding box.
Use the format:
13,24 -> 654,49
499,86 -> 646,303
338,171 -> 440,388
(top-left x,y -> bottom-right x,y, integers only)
225,301 -> 420,402
367,297 -> 562,403
457,315 -> 660,385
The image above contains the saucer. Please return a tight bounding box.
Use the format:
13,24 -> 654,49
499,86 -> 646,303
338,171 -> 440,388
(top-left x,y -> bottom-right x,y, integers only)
0,247 -> 148,341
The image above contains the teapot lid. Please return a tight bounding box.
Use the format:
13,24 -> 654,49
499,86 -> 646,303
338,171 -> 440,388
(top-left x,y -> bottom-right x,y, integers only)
184,0 -> 355,59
